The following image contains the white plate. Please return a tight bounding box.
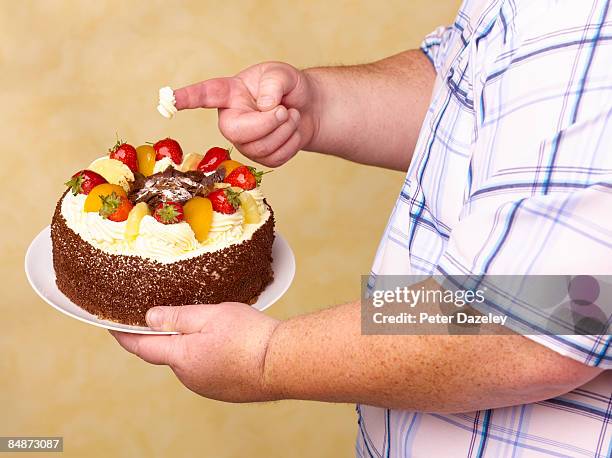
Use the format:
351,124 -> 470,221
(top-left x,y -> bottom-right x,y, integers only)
25,226 -> 295,335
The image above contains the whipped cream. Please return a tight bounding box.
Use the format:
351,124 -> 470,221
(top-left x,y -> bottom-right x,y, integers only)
153,156 -> 174,174
132,215 -> 199,259
60,189 -> 270,264
157,86 -> 177,119
207,209 -> 244,244
61,193 -> 130,252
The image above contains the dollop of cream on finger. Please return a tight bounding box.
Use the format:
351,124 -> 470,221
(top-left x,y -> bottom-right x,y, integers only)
157,86 -> 177,119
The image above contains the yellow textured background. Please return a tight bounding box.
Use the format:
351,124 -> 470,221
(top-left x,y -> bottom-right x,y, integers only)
1,1 -> 458,457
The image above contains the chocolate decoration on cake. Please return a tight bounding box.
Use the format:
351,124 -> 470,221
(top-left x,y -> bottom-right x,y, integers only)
129,168 -> 226,208
51,190 -> 275,326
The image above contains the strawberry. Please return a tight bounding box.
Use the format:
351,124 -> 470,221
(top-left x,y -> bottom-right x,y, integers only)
223,165 -> 268,190
197,146 -> 230,172
109,139 -> 138,172
65,170 -> 107,195
99,192 -> 133,222
208,188 -> 241,214
153,201 -> 185,224
153,137 -> 183,164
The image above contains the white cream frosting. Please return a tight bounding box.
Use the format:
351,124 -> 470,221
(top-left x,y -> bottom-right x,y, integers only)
248,187 -> 266,213
132,215 -> 199,259
60,189 -> 270,264
61,193 -> 130,252
157,86 -> 177,119
153,156 -> 174,174
207,209 -> 245,244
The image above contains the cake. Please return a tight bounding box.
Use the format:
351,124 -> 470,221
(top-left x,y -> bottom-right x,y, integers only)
51,137 -> 275,326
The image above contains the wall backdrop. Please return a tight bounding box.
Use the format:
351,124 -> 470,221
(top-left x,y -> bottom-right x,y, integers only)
1,1 -> 459,456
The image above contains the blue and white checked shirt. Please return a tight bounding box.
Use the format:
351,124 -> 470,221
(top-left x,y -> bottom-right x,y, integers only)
358,1 -> 612,456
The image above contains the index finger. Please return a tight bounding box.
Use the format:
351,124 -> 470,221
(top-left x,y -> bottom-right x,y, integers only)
174,77 -> 236,110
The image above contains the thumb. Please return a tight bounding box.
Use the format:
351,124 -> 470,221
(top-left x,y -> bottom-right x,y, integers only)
256,64 -> 300,111
146,304 -> 212,333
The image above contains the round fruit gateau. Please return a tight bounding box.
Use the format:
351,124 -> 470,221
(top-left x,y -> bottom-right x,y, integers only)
51,138 -> 274,326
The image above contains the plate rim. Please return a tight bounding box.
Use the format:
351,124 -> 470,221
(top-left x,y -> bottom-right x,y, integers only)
25,225 -> 295,335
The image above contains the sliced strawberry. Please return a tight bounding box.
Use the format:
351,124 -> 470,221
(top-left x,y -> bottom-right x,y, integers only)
153,201 -> 185,224
208,188 -> 241,214
153,138 -> 183,164
99,192 -> 133,222
197,146 -> 230,172
109,139 -> 138,172
65,170 -> 107,195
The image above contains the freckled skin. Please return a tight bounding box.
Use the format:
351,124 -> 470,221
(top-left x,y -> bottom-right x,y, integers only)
113,288 -> 602,412
263,293 -> 602,412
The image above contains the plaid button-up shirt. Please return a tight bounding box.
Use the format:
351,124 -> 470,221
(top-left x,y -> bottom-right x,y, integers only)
357,0 -> 612,456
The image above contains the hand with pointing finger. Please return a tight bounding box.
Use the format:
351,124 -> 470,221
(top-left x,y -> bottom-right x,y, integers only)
174,62 -> 320,168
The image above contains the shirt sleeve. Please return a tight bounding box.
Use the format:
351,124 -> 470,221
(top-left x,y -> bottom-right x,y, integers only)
434,4 -> 612,368
420,25 -> 455,74
436,185 -> 612,368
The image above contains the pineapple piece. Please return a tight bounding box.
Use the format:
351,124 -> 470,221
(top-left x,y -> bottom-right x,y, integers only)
180,152 -> 204,172
88,158 -> 134,192
238,191 -> 260,224
124,202 -> 150,242
184,197 -> 213,242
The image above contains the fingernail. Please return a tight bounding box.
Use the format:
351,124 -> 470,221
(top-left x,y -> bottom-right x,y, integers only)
146,307 -> 163,328
275,106 -> 288,122
258,96 -> 275,108
289,109 -> 301,123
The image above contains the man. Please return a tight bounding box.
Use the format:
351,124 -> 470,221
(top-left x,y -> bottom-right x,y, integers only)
113,1 -> 612,456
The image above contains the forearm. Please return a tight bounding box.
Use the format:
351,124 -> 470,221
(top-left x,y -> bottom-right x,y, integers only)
304,49 -> 435,171
263,300 -> 602,412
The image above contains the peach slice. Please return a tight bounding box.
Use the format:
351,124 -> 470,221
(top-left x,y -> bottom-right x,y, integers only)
136,145 -> 156,177
218,159 -> 243,176
83,184 -> 127,213
184,197 -> 213,242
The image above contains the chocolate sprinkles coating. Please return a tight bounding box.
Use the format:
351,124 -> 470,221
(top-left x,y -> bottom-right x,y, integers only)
51,192 -> 275,326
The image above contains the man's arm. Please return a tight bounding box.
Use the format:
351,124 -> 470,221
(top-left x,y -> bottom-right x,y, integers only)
111,284 -> 602,413
305,50 -> 435,171
173,50 -> 435,170
263,300 -> 602,413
